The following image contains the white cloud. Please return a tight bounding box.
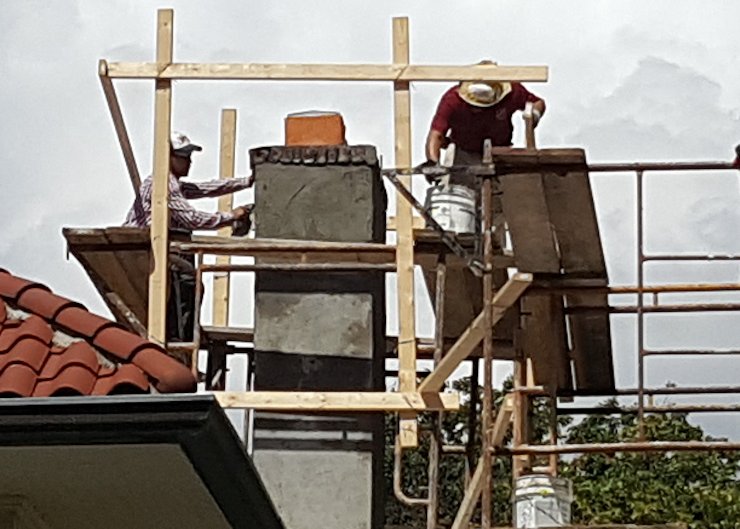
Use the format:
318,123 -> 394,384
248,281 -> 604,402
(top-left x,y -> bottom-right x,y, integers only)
2,0 -> 739,438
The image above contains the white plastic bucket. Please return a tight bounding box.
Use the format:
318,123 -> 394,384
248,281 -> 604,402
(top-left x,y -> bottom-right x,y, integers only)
425,184 -> 477,234
514,474 -> 573,528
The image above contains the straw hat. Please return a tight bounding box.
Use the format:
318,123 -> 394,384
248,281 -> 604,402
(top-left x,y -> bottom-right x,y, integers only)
457,61 -> 512,108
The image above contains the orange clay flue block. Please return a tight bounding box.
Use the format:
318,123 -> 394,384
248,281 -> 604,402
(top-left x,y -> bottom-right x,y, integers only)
285,111 -> 346,146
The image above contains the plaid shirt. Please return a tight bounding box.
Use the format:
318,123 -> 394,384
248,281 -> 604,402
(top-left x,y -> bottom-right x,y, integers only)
123,174 -> 251,230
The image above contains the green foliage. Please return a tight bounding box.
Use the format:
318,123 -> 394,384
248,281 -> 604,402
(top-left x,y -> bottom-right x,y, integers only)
384,387 -> 740,529
561,399 -> 740,529
384,378 -> 515,527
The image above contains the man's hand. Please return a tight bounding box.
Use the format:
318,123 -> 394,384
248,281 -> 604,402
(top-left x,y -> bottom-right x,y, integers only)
232,205 -> 253,219
231,204 -> 254,236
532,108 -> 542,128
415,159 -> 449,184
416,159 -> 438,170
532,99 -> 546,128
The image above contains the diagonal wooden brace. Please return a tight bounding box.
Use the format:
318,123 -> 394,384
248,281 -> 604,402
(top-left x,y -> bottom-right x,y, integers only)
450,395 -> 514,529
418,273 -> 533,394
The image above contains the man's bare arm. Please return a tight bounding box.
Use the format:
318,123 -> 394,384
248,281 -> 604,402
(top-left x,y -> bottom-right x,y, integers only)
426,129 -> 445,163
533,98 -> 546,126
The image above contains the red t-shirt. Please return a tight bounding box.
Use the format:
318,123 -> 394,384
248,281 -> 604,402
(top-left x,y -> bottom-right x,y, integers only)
430,83 -> 541,153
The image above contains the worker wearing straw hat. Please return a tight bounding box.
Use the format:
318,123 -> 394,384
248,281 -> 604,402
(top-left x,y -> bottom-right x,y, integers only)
423,60 -> 546,175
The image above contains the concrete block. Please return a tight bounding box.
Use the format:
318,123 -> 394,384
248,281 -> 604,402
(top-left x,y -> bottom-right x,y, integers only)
254,163 -> 385,243
255,292 -> 373,359
251,150 -> 387,529
253,450 -> 378,529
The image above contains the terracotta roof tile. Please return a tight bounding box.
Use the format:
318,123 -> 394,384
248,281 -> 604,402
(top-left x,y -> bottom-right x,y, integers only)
0,335 -> 51,373
0,316 -> 53,356
54,306 -> 117,339
0,364 -> 38,397
93,327 -> 151,361
38,342 -> 99,380
16,286 -> 82,321
34,364 -> 99,397
0,271 -> 47,302
0,268 -> 196,398
92,364 -> 150,395
131,346 -> 197,393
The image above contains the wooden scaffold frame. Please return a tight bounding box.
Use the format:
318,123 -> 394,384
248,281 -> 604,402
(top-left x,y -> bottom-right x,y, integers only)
97,7 -> 545,422
93,8 -> 740,529
96,9 -> 549,529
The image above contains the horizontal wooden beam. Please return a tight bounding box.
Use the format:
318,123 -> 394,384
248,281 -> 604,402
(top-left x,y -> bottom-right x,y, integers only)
103,61 -> 548,82
172,236 -> 515,268
213,391 -> 460,412
175,236 -> 396,255
418,273 -> 533,393
500,441 -> 740,455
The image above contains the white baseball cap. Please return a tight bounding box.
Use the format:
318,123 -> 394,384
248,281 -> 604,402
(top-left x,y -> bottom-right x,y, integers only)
170,131 -> 203,157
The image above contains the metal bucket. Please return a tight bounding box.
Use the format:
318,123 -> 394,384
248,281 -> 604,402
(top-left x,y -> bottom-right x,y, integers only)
424,184 -> 477,234
514,474 -> 573,528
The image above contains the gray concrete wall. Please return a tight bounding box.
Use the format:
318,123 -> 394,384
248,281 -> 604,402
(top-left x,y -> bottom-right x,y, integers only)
251,150 -> 386,529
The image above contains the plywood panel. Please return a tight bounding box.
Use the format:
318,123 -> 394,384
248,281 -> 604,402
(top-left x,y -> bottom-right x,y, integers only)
494,148 -> 614,394
104,229 -> 152,305
543,169 -> 605,275
540,156 -> 614,394
418,255 -> 516,356
567,291 -> 615,393
519,293 -> 572,393
500,173 -> 560,273
64,228 -> 150,328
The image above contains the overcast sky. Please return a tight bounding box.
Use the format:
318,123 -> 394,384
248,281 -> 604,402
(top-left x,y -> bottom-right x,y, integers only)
1,1 -> 739,438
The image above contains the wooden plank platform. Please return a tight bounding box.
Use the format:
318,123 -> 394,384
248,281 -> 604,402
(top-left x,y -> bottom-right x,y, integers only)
542,166 -> 614,393
519,293 -> 572,392
496,148 -> 614,394
63,227 -> 151,330
201,325 -> 515,359
64,154 -> 615,396
500,173 -> 560,273
417,250 -> 517,360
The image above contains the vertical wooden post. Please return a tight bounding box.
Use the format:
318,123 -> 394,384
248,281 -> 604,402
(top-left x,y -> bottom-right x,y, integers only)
523,102 -> 537,150
392,16 -> 418,448
147,8 -> 174,344
548,395 -> 559,476
481,177 -> 494,529
212,109 -> 237,328
512,356 -> 530,478
466,358 -> 479,477
427,254 -> 446,529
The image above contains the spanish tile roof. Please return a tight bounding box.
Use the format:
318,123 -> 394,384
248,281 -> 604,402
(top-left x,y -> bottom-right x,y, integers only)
0,268 -> 196,397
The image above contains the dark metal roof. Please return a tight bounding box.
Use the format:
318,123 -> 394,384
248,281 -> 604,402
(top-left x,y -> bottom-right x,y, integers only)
0,394 -> 284,529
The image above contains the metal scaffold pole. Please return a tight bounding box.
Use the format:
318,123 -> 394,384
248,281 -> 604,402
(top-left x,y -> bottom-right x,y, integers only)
636,169 -> 646,440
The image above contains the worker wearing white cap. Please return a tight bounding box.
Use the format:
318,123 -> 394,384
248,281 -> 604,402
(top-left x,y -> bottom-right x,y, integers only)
123,131 -> 254,342
124,131 -> 253,231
